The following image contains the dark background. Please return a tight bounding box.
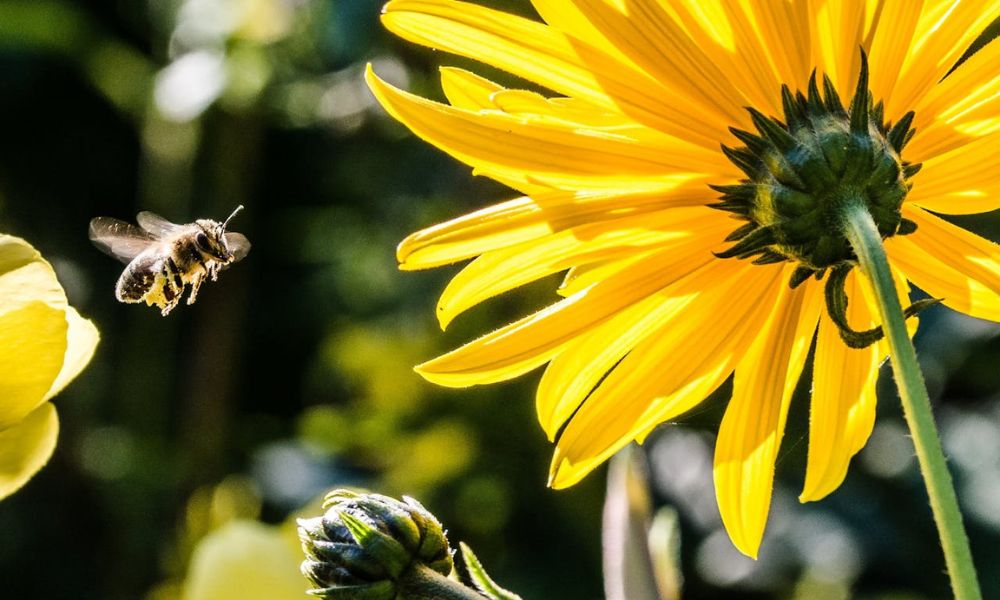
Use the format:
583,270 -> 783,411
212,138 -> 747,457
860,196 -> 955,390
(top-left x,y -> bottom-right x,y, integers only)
1,1 -> 999,598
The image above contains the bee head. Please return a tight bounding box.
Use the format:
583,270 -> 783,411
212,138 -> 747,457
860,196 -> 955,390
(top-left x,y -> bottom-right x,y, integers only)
194,206 -> 243,263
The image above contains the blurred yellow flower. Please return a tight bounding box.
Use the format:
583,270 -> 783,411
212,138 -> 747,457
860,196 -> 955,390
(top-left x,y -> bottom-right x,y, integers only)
182,520 -> 308,600
368,0 -> 1000,556
0,234 -> 98,499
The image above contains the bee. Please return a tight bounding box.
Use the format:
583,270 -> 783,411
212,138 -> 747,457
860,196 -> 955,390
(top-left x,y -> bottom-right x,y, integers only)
89,205 -> 251,316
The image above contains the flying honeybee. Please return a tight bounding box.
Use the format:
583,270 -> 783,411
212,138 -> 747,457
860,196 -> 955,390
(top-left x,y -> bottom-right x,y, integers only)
89,206 -> 251,316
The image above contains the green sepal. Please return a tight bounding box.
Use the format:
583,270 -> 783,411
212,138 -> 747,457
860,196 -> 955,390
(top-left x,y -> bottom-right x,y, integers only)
824,265 -> 942,349
848,50 -> 871,134
339,512 -> 412,579
821,73 -> 846,116
789,265 -> 815,289
307,581 -> 396,600
458,542 -> 522,600
897,218 -> 918,236
825,265 -> 883,348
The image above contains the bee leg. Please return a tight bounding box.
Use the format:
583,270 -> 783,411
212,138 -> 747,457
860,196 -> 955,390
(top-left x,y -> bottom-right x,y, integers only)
187,273 -> 205,305
160,259 -> 184,316
208,261 -> 221,282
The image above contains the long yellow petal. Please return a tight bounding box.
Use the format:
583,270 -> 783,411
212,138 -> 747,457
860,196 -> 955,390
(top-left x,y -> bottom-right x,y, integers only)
436,208 -> 729,327
0,302 -> 68,431
887,231 -> 1000,324
907,40 -> 1000,161
808,0 -> 867,96
801,270 -> 881,502
439,67 -> 503,110
903,206 -> 1000,316
537,248 -> 741,440
380,0 -> 726,146
866,0 -> 923,104
549,262 -> 785,488
416,227 -> 726,387
0,403 -> 59,500
367,68 -> 729,189
569,0 -> 750,127
398,180 -> 711,270
887,0 -> 998,119
907,130 -> 1000,214
714,277 -> 820,558
746,0 -> 814,93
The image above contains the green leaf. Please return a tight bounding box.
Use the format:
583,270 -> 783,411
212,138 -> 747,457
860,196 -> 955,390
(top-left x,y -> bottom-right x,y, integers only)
458,542 -> 521,600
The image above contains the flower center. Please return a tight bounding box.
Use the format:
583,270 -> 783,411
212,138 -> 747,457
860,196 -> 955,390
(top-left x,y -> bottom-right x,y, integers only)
711,52 -> 920,290
712,52 -> 939,349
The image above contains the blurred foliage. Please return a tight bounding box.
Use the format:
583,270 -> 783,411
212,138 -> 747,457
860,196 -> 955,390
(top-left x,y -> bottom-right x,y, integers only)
0,1 -> 999,599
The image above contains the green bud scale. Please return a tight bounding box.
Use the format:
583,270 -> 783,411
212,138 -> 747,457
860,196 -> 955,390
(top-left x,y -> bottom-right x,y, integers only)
712,50 -> 935,348
298,490 -> 454,599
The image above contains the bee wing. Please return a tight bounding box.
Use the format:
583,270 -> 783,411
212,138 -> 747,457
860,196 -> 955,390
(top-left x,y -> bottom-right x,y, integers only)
89,217 -> 157,264
136,211 -> 185,238
224,232 -> 251,262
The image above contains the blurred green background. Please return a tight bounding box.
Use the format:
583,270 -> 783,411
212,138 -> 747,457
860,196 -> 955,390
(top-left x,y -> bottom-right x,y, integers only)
1,1 -> 999,599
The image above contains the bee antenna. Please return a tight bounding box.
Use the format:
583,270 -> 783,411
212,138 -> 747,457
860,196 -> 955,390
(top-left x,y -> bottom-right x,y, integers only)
222,205 -> 245,230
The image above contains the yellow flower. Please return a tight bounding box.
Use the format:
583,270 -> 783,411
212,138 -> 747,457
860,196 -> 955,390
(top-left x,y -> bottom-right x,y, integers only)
0,235 -> 99,499
367,0 -> 1000,556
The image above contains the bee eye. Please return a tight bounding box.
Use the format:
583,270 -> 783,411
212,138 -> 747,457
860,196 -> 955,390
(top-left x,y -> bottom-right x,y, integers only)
195,232 -> 210,250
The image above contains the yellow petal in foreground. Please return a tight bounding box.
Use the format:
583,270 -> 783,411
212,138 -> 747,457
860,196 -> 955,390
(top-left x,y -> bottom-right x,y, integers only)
0,403 -> 59,500
550,261 -> 786,489
714,280 -> 819,558
801,271 -> 881,502
417,223 -> 729,386
0,302 -> 68,430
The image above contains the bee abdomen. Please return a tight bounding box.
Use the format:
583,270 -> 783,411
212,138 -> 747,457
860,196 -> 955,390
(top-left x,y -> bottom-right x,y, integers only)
116,255 -> 164,303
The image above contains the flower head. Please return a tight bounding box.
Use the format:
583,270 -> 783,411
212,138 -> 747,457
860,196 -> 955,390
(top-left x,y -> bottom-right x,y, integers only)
368,0 -> 1000,556
0,234 -> 99,499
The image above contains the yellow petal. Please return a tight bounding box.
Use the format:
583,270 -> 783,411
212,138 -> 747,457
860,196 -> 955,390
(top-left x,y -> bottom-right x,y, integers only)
397,179 -> 711,270
436,208 -> 728,328
0,302 -> 68,430
886,234 -> 1000,321
367,67 -> 727,190
0,402 -> 59,500
568,0 -> 749,127
549,262 -> 786,489
714,278 -> 821,558
866,0 -> 923,105
557,252 -> 650,297
801,270 -> 881,502
907,130 -> 1000,214
537,250 -> 743,440
439,67 -> 503,110
745,0 -> 814,93
0,234 -> 67,313
808,0 -> 867,96
887,0 -> 998,119
379,0 -> 727,146
416,230 -> 726,387
45,307 -> 100,401
908,38 -> 1000,161
886,220 -> 1000,323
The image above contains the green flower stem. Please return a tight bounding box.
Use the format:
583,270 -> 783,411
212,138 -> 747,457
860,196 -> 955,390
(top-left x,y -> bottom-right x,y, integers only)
839,197 -> 982,600
397,563 -> 485,600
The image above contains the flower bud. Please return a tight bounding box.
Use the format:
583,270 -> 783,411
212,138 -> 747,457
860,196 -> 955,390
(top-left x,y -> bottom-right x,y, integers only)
298,490 -> 453,599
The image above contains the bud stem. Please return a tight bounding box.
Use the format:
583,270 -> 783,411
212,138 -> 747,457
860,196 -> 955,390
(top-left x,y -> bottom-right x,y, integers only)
397,563 -> 485,600
839,197 -> 982,600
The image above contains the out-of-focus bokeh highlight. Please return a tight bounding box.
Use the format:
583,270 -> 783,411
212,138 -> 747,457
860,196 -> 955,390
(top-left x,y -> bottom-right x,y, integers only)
0,1 -> 998,598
